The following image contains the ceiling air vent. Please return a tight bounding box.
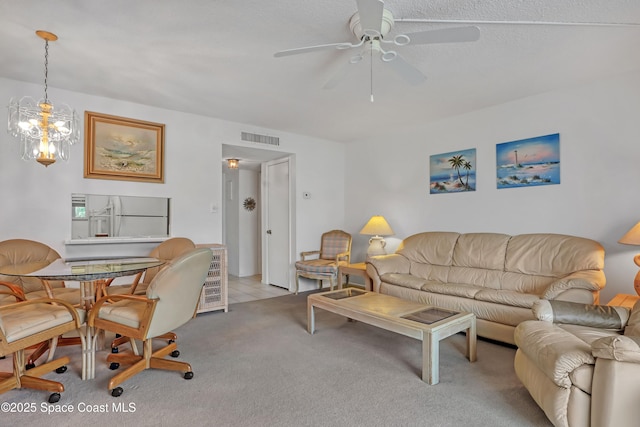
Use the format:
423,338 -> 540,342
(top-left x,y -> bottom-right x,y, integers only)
241,131 -> 280,146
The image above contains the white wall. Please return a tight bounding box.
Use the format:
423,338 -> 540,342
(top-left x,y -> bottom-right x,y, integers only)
238,169 -> 260,277
345,71 -> 640,303
224,169 -> 240,275
0,77 -> 345,289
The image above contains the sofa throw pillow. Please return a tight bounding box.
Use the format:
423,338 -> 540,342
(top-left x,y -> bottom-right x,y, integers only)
533,300 -> 630,331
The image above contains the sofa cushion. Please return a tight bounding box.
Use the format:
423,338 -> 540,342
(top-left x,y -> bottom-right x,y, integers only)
474,288 -> 540,308
451,232 -> 510,270
380,273 -> 425,290
396,232 -> 459,266
500,271 -> 554,295
505,234 -> 604,278
533,300 -> 629,331
421,282 -> 482,299
409,263 -> 449,282
447,266 -> 502,289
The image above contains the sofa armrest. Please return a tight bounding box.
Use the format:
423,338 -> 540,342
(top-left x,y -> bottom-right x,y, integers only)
515,320 -> 594,388
366,254 -> 410,293
367,254 -> 410,276
533,300 -> 630,331
592,335 -> 640,363
542,270 -> 606,300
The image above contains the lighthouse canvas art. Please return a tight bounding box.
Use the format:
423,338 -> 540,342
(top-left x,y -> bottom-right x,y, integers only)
496,133 -> 560,189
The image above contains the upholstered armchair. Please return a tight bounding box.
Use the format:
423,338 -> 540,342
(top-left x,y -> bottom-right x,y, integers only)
514,299 -> 640,427
88,248 -> 212,397
295,230 -> 351,294
0,297 -> 83,403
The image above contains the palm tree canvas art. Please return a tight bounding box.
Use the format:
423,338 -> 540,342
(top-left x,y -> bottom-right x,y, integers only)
430,148 -> 476,194
496,133 -> 560,189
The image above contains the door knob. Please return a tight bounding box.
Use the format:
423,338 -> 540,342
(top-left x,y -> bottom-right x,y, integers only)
266,230 -> 272,234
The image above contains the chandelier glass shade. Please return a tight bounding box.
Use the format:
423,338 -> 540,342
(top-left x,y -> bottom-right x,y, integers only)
7,31 -> 79,167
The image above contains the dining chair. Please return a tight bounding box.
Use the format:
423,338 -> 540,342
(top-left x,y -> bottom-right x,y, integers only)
102,237 -> 197,296
88,247 -> 212,397
0,297 -> 83,403
101,237 -> 198,355
0,239 -> 79,305
0,239 -> 83,367
294,230 -> 352,294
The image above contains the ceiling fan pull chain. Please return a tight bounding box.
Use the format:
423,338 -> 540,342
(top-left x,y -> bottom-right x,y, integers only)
370,47 -> 374,102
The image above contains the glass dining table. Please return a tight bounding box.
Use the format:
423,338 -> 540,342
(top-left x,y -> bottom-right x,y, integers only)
0,257 -> 164,380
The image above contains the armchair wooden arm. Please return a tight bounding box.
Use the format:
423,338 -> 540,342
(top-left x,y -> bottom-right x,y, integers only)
336,251 -> 350,264
88,294 -> 157,341
0,281 -> 26,303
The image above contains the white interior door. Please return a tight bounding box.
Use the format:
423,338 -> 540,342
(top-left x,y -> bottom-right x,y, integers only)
264,158 -> 290,289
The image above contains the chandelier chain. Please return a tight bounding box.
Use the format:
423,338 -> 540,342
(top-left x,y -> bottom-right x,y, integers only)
43,39 -> 49,103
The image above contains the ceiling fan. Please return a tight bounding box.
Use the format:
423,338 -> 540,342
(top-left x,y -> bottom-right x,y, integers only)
273,0 -> 481,96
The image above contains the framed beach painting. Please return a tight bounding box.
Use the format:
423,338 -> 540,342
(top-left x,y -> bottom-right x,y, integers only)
496,133 -> 560,189
430,148 -> 476,194
84,111 -> 165,183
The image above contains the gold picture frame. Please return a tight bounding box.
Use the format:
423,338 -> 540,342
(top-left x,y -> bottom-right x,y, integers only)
84,111 -> 165,183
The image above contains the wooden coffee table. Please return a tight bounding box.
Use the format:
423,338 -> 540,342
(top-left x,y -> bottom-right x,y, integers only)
307,288 -> 476,385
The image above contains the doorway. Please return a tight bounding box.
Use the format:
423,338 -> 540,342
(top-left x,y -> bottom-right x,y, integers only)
221,144 -> 295,292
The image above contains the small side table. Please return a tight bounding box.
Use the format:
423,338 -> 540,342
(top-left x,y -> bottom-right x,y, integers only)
607,293 -> 640,309
338,262 -> 372,291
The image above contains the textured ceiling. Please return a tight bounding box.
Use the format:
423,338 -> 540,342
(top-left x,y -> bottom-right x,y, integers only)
1,0 -> 639,143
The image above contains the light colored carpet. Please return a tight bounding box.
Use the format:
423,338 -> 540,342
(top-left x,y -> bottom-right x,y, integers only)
1,292 -> 551,426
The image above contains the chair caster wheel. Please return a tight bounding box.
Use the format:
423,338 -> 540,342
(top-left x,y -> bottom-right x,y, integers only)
111,347 -> 119,354
168,339 -> 175,344
48,393 -> 61,403
111,387 -> 123,397
170,350 -> 180,358
109,363 -> 120,370
184,371 -> 194,380
55,366 -> 67,374
25,363 -> 36,370
115,334 -> 122,338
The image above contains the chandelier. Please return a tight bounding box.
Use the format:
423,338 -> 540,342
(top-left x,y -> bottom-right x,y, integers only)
7,30 -> 79,167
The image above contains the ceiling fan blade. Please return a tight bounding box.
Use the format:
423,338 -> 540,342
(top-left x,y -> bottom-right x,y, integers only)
274,42 -> 354,58
403,26 -> 480,45
385,54 -> 426,85
356,0 -> 384,33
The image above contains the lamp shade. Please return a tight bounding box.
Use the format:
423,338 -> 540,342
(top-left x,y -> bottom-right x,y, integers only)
359,215 -> 394,236
619,222 -> 640,245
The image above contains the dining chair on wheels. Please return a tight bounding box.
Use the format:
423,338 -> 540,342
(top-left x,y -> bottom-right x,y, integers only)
0,239 -> 83,368
100,237 -> 197,357
0,297 -> 83,403
88,248 -> 212,397
102,237 -> 197,297
294,230 -> 352,294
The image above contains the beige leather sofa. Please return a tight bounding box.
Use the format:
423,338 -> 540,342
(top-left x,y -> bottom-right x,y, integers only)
366,232 -> 605,344
514,300 -> 640,427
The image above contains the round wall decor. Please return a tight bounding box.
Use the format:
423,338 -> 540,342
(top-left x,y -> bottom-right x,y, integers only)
243,197 -> 256,212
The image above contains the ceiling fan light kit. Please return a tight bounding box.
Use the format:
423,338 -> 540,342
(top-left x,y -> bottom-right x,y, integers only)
273,0 -> 481,100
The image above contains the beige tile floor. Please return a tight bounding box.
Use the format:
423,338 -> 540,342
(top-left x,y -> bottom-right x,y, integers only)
227,274 -> 290,304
